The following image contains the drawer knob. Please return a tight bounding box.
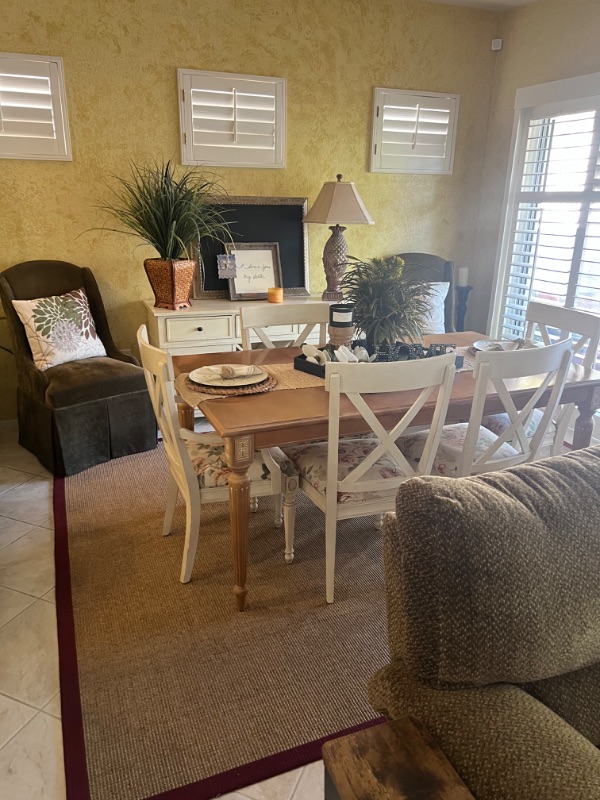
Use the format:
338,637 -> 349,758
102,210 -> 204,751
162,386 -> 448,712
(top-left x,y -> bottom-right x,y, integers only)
196,326 -> 203,332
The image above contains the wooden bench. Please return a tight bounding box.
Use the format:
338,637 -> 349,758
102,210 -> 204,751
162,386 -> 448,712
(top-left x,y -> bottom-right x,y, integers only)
322,717 -> 475,800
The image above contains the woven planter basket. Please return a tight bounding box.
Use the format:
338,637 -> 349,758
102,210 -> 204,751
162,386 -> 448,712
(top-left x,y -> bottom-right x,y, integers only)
144,258 -> 196,310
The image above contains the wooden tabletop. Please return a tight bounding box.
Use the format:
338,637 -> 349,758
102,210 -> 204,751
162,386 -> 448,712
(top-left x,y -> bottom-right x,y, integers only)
173,332 -> 600,449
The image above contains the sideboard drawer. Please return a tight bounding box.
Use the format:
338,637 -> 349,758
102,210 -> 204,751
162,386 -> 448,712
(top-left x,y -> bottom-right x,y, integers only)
166,315 -> 233,343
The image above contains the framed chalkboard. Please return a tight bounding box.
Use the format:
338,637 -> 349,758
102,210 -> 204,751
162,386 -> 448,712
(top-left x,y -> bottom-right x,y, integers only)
193,196 -> 309,298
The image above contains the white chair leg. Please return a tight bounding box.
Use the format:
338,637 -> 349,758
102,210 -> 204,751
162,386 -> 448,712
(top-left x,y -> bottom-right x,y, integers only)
325,513 -> 337,604
250,496 -> 259,513
283,491 -> 296,563
552,405 -> 574,456
374,513 -> 384,530
163,474 -> 178,536
274,494 -> 283,528
180,497 -> 200,584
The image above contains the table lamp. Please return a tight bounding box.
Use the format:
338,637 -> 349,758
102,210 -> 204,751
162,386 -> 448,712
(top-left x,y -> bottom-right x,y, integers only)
304,174 -> 374,301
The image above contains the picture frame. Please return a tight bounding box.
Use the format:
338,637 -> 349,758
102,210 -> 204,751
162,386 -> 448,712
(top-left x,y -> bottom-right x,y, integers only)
193,196 -> 309,299
226,242 -> 283,301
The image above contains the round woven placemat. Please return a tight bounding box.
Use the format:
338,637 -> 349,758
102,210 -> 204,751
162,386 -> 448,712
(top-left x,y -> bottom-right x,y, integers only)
184,373 -> 278,397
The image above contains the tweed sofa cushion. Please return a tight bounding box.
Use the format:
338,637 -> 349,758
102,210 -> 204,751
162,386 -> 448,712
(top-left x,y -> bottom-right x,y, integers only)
368,660 -> 600,800
384,446 -> 600,687
523,661 -> 600,746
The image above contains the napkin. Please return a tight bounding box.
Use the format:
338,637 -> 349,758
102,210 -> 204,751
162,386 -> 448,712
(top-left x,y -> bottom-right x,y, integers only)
198,364 -> 263,380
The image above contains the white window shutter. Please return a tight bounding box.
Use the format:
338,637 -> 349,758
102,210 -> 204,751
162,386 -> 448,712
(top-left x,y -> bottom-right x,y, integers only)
0,53 -> 71,160
178,69 -> 285,168
497,102 -> 600,342
370,88 -> 459,174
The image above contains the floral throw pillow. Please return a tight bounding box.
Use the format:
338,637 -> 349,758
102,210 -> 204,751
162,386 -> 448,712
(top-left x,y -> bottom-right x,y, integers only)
12,288 -> 107,371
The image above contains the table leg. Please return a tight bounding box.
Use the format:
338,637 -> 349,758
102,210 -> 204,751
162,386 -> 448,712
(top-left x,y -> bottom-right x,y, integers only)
573,387 -> 600,450
178,403 -> 194,431
224,434 -> 255,611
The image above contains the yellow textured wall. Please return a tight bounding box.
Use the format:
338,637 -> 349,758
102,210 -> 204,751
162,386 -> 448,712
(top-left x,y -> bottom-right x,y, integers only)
0,0 -> 499,419
475,0 -> 600,333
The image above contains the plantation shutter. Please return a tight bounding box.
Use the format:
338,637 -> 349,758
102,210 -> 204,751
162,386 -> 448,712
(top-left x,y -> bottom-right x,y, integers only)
370,88 -> 459,174
0,53 -> 71,160
178,70 -> 285,168
498,98 -> 600,348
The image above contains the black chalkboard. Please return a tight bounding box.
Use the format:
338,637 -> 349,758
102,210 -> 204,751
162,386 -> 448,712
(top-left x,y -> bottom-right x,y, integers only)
195,196 -> 309,298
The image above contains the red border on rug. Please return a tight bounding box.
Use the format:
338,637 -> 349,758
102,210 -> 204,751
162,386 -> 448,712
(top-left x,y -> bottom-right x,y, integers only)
53,476 -> 384,800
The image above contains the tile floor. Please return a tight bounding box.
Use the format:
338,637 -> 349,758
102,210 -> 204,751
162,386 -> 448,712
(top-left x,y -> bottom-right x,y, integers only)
0,419 -> 324,800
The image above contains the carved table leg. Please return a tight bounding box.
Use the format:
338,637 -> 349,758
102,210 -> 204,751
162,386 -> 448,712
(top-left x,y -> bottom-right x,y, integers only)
573,387 -> 600,450
178,403 -> 194,431
224,434 -> 254,611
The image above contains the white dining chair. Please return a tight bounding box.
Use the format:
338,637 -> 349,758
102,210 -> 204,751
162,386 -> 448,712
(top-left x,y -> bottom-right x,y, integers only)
137,325 -> 298,583
282,353 -> 456,603
399,339 -> 573,478
483,303 -> 600,454
240,302 -> 329,350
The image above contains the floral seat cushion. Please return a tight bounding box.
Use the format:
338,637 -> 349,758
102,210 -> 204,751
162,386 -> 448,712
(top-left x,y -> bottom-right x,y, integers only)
398,423 -> 519,477
283,438 -> 417,504
482,407 -> 545,439
184,440 -> 296,489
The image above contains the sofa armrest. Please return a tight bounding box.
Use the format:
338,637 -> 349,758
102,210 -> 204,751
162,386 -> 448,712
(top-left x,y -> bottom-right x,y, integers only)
369,660 -> 600,800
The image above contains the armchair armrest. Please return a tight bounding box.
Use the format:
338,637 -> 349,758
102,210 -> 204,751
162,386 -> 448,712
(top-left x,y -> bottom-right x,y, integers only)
369,660 -> 600,800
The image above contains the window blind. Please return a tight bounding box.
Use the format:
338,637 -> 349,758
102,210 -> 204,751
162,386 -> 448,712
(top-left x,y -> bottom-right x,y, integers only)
370,88 -> 459,174
498,102 -> 600,369
0,53 -> 71,160
178,70 -> 285,168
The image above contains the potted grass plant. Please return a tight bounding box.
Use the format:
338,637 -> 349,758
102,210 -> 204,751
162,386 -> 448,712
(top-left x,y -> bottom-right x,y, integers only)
340,255 -> 431,354
100,160 -> 231,309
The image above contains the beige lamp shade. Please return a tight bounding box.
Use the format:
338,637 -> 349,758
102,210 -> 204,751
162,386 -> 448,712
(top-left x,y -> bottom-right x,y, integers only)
304,174 -> 374,226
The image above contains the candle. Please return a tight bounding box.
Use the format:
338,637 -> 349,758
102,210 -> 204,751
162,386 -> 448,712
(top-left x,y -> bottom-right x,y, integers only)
457,267 -> 469,287
267,287 -> 283,303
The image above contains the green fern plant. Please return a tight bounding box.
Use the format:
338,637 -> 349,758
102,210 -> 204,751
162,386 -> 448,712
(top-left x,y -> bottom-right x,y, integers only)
341,256 -> 431,348
99,160 -> 231,259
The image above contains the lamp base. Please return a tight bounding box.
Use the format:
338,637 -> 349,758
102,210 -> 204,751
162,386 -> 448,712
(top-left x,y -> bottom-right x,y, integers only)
322,288 -> 344,301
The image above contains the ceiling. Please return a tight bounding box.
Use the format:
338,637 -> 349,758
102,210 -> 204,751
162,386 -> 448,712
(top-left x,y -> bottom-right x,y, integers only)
419,0 -> 538,11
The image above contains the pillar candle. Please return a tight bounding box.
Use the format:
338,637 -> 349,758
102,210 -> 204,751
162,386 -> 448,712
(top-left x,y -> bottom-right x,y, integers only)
457,267 -> 469,287
267,287 -> 283,303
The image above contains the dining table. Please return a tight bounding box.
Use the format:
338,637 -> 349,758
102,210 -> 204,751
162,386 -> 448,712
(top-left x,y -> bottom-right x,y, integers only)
173,331 -> 600,611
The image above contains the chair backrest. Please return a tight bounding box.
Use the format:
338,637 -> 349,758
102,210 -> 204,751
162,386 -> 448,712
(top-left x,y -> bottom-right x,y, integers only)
525,301 -> 600,370
0,260 -> 115,365
240,302 -> 329,350
136,325 -> 196,491
324,354 -> 456,505
459,339 -> 573,476
397,252 -> 456,333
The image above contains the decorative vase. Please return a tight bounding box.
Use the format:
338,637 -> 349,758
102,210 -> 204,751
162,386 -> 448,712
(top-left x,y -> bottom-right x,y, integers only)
144,259 -> 196,310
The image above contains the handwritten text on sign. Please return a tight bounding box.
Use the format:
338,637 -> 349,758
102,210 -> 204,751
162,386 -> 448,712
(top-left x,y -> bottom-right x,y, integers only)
234,249 -> 276,293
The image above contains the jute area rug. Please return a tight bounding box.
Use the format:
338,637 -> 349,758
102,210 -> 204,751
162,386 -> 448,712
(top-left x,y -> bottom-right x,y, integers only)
55,446 -> 388,800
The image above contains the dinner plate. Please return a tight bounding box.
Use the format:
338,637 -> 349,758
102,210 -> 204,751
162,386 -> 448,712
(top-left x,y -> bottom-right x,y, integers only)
188,367 -> 268,388
473,339 -> 521,352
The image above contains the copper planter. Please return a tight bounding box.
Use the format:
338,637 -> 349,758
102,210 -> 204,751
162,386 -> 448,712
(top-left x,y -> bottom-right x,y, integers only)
144,258 -> 196,310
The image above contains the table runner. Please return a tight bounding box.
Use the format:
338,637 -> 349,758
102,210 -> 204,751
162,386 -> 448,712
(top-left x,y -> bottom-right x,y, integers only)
175,352 -> 476,410
175,362 -> 326,408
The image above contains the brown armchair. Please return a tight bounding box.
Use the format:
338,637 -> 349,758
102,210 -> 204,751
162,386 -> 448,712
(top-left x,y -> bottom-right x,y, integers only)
0,260 -> 156,476
369,446 -> 600,799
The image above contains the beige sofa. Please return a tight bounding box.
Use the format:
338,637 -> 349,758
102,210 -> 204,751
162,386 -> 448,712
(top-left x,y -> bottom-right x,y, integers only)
369,445 -> 600,800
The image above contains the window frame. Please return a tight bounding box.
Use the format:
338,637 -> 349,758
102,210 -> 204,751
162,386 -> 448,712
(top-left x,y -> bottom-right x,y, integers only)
0,52 -> 72,161
370,87 -> 459,175
177,68 -> 286,169
489,72 -> 600,337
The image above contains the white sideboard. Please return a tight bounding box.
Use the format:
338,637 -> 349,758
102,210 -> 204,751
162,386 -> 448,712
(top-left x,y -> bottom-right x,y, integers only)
144,296 -> 326,354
